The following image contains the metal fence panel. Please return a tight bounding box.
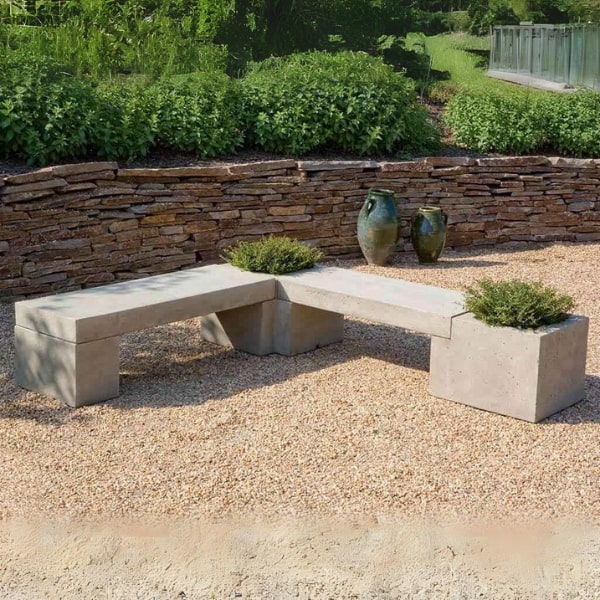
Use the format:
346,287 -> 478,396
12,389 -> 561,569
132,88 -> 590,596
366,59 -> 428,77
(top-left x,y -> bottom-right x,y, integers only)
490,24 -> 600,90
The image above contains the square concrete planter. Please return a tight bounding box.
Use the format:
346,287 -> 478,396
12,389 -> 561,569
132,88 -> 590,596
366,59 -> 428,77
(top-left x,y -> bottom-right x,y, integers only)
429,314 -> 589,422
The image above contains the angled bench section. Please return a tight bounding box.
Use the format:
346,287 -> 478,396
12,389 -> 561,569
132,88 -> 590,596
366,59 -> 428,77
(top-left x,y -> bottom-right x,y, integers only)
14,265 -> 275,407
204,266 -> 588,422
203,265 -> 467,354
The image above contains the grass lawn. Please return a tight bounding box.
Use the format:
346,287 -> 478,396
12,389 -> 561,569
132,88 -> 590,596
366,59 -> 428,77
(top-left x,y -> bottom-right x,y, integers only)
420,32 -> 546,97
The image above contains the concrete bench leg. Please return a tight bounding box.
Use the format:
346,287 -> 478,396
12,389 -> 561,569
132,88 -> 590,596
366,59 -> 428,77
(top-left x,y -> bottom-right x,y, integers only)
202,300 -> 344,356
201,300 -> 277,356
14,326 -> 120,408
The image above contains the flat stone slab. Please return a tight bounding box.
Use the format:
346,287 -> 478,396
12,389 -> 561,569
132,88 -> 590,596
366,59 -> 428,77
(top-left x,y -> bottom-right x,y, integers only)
15,264 -> 276,343
277,266 -> 467,338
487,70 -> 577,93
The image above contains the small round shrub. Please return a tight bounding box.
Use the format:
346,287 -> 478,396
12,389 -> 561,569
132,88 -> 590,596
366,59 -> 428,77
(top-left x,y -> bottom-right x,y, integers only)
464,279 -> 574,330
223,237 -> 322,275
241,51 -> 439,155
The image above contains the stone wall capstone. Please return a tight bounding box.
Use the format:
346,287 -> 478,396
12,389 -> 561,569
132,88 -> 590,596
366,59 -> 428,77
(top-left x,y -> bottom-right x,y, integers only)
1,156 -> 600,298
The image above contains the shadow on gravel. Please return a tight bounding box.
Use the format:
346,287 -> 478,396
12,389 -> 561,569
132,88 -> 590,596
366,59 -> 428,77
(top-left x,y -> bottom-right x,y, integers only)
397,258 -> 506,269
0,398 -> 93,426
113,319 -> 432,411
112,316 -> 600,425
542,374 -> 600,425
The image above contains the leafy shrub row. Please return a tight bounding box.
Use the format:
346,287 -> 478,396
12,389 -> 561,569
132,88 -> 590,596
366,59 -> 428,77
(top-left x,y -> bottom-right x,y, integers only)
242,52 -> 439,156
0,55 -> 95,165
444,89 -> 600,157
0,50 -> 439,165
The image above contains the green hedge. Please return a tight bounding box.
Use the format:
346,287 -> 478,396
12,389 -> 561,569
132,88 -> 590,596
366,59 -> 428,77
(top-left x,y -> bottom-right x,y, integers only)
92,74 -> 244,161
0,51 -> 439,165
241,51 -> 439,155
545,92 -> 600,157
0,56 -> 245,164
10,50 -> 600,165
153,73 -> 243,157
91,84 -> 158,161
0,53 -> 95,165
444,88 -> 600,157
443,89 -> 547,154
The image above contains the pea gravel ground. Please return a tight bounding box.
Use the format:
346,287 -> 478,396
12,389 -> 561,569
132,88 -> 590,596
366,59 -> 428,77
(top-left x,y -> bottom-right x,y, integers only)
1,242 -> 599,598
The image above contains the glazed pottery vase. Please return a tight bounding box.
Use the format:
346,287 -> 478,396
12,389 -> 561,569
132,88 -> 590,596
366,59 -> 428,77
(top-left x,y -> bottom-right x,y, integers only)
357,188 -> 399,266
411,206 -> 447,264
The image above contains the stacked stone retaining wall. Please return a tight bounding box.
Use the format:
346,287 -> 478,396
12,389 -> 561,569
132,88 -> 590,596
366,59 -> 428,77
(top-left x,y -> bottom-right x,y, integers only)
1,156 -> 600,297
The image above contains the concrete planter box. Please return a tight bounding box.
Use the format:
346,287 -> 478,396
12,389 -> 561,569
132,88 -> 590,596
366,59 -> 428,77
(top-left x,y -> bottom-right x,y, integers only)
429,314 -> 589,422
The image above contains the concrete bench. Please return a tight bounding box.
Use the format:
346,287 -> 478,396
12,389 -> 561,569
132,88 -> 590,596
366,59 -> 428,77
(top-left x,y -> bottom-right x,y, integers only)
14,265 -> 276,407
203,266 -> 588,422
14,264 -> 588,421
203,266 -> 466,354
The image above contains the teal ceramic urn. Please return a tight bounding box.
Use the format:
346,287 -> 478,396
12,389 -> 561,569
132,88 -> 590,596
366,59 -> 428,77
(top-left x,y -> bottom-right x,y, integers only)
411,206 -> 447,264
357,188 -> 399,266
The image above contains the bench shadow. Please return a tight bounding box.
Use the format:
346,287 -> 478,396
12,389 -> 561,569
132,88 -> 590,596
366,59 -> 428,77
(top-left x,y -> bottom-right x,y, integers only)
113,320 -> 600,424
543,374 -> 600,425
114,320 -> 432,411
393,257 -> 506,269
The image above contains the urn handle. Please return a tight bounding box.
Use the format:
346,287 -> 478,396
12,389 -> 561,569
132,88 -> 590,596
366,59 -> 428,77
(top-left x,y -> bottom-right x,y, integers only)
365,199 -> 374,214
443,211 -> 448,225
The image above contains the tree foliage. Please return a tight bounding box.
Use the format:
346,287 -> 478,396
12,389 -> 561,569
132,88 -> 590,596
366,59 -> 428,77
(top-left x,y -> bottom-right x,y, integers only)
468,0 -> 519,35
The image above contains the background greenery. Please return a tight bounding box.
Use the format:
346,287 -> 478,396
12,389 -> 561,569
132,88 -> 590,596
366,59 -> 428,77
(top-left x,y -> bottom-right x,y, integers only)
0,0 -> 599,164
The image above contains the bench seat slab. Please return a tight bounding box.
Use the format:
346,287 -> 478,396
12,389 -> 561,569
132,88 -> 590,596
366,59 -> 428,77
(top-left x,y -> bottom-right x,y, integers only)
14,326 -> 120,408
15,264 -> 276,343
277,267 -> 466,338
202,300 -> 344,356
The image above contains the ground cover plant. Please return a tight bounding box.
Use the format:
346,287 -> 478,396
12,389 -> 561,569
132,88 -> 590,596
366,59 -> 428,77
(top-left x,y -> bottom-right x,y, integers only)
464,278 -> 574,329
223,237 -> 322,275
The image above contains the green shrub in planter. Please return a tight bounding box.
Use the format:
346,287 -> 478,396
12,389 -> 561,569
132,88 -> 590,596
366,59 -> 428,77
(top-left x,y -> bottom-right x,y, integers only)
224,237 -> 322,275
464,279 -> 574,330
